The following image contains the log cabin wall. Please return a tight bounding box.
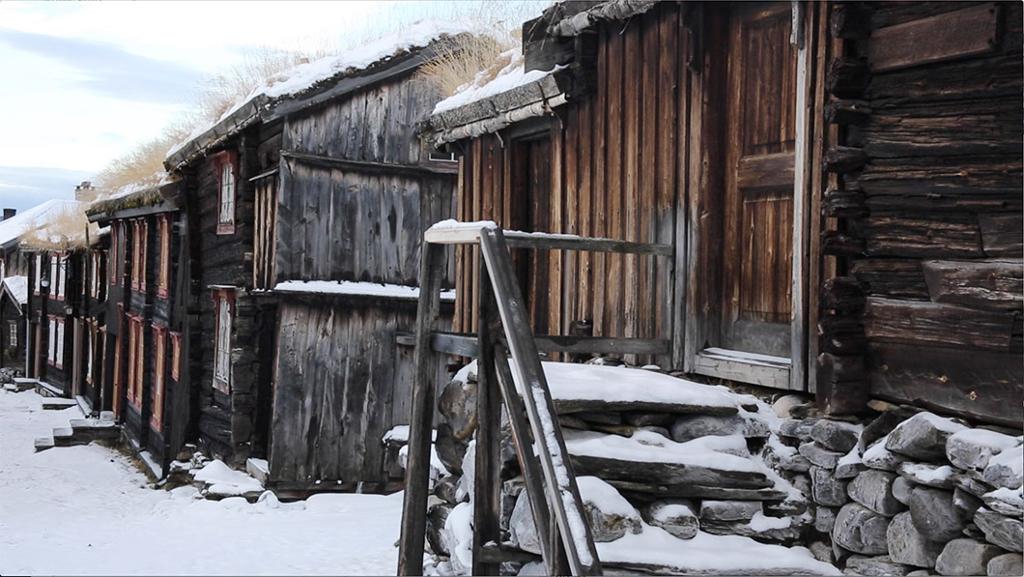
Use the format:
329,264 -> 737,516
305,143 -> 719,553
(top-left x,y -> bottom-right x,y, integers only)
269,72 -> 456,490
452,3 -> 685,367
185,126 -> 279,466
821,1 -> 1023,425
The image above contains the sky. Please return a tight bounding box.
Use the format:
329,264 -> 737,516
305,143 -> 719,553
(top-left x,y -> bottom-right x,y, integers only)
0,1 -> 545,214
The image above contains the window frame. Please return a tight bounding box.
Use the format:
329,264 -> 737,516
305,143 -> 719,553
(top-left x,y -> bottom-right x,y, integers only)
47,316 -> 64,368
212,290 -> 234,393
151,324 -> 167,431
215,152 -> 238,235
34,254 -> 42,294
170,331 -> 182,381
157,215 -> 171,298
8,321 -> 17,348
55,254 -> 67,301
126,315 -> 145,409
131,220 -> 148,292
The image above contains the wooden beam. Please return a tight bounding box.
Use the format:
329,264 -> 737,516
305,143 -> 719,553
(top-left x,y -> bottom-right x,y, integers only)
424,224 -> 673,256
472,257 -> 502,577
868,3 -> 1000,73
397,242 -> 447,576
429,331 -> 671,357
478,228 -> 600,575
692,347 -> 793,390
280,151 -> 458,178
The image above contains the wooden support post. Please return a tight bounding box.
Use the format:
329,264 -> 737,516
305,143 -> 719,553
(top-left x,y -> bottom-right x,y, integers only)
397,241 -> 447,576
472,256 -> 502,577
479,228 -> 601,576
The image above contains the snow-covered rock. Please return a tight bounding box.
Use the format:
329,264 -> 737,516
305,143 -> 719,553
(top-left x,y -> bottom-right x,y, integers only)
885,412 -> 967,462
945,428 -> 1019,472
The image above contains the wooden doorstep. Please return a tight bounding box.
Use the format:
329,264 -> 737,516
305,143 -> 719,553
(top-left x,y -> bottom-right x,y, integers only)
692,347 -> 793,390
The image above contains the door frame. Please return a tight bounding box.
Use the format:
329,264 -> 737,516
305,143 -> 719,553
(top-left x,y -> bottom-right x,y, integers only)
678,1 -> 815,392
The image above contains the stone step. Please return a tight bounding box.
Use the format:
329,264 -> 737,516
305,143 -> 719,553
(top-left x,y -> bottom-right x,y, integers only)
33,436 -> 55,452
34,380 -> 63,398
11,378 -> 37,392
41,398 -> 78,410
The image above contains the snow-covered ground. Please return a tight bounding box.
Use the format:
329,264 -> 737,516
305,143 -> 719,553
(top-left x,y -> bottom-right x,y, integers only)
0,390 -> 402,575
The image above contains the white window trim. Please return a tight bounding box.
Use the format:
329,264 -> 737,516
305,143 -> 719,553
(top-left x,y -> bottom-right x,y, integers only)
213,296 -> 232,391
8,321 -> 17,348
34,254 -> 42,293
219,163 -> 236,226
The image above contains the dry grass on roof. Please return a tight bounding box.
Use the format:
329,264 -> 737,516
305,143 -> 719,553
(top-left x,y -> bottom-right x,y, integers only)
21,205 -> 96,251
418,33 -> 514,97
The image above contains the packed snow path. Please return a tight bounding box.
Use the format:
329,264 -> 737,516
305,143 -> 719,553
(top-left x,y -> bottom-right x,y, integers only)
0,390 -> 402,575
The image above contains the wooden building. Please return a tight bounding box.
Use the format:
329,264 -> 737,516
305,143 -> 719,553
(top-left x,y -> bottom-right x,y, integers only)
21,201 -> 94,398
426,1 -> 1022,425
164,27 -> 467,483
0,275 -> 27,371
86,182 -> 190,473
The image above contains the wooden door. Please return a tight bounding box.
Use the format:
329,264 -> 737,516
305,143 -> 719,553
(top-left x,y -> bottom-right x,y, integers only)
510,135 -> 551,333
720,2 -> 798,357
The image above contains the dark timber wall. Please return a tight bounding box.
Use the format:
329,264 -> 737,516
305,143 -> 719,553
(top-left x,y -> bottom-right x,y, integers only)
269,72 -> 456,490
186,128 -> 279,466
820,1 -> 1023,425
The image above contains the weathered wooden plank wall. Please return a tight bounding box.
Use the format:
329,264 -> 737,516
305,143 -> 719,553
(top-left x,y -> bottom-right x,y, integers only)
453,4 -> 683,365
821,1 -> 1023,424
269,299 -> 448,489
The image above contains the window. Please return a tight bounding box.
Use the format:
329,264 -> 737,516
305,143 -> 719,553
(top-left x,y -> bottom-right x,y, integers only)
55,255 -> 67,300
34,254 -> 42,294
131,220 -> 147,291
151,326 -> 166,430
109,224 -> 119,284
85,325 -> 94,384
47,317 -> 64,368
8,321 -> 17,348
157,215 -> 171,297
216,153 -> 237,234
126,316 -> 144,408
213,291 -> 233,393
49,254 -> 58,299
91,251 -> 105,298
170,332 -> 182,381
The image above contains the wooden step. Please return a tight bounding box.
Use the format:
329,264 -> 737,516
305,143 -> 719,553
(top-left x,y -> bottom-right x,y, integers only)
12,378 -> 37,392
34,380 -> 63,398
41,398 -> 78,410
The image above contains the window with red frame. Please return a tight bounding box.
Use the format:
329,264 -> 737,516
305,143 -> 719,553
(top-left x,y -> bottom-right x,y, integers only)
157,215 -> 171,297
126,316 -> 144,408
215,152 -> 237,234
151,326 -> 166,430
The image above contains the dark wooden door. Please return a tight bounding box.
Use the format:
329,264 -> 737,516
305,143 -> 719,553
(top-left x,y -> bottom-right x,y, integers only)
720,2 -> 798,357
510,135 -> 552,333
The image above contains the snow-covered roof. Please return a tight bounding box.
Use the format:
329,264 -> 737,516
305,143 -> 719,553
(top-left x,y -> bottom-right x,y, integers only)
166,21 -> 499,168
273,279 -> 456,303
0,200 -> 85,250
426,45 -> 570,145
1,275 -> 28,308
433,49 -> 560,114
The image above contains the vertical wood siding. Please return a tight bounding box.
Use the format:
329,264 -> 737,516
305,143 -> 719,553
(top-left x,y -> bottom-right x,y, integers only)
453,5 -> 684,363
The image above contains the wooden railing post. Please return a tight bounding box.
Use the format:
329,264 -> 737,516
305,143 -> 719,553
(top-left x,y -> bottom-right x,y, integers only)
478,227 -> 602,576
472,254 -> 502,576
397,241 -> 447,576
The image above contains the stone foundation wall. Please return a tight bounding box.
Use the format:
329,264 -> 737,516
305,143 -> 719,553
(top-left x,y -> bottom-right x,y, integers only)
420,360 -> 1023,576
780,408 -> 1023,576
